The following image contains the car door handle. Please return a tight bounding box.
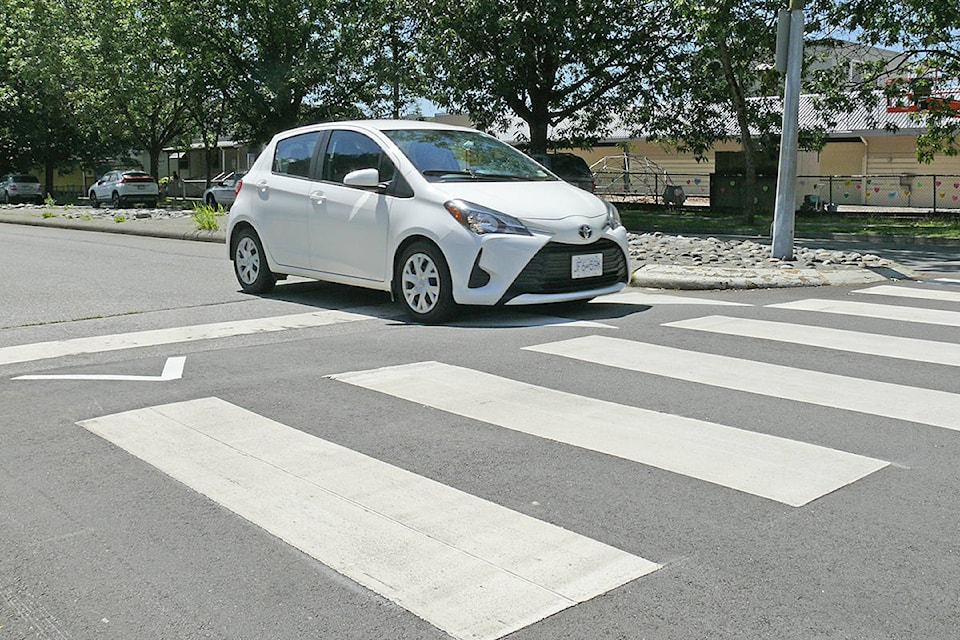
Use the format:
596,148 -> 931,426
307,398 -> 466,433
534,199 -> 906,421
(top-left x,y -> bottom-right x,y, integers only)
309,190 -> 326,204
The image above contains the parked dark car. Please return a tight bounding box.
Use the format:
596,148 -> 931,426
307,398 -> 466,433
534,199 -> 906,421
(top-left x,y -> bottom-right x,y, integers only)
1,174 -> 43,204
530,153 -> 596,192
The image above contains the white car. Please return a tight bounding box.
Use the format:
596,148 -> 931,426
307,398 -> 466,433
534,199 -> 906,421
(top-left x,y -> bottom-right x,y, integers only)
226,120 -> 630,323
89,170 -> 159,209
1,174 -> 43,204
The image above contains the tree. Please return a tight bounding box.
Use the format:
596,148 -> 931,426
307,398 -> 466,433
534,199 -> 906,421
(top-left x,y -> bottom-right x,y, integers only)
634,0 -> 801,224
419,0 -> 682,154
84,0 -> 191,179
360,1 -> 431,119
812,0 -> 960,161
0,0 -> 126,191
217,0 -> 377,145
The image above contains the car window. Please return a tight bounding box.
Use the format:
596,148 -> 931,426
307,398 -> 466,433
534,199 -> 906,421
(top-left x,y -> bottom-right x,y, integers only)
273,132 -> 321,178
13,175 -> 39,182
322,130 -> 395,185
385,129 -> 554,183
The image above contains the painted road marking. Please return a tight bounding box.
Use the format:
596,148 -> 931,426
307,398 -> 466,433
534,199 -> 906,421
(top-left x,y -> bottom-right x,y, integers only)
768,298 -> 960,327
665,316 -> 960,367
854,284 -> 960,303
330,362 -> 887,507
78,398 -> 658,640
0,310 -> 370,367
13,356 -> 185,381
525,335 -> 960,433
591,291 -> 751,306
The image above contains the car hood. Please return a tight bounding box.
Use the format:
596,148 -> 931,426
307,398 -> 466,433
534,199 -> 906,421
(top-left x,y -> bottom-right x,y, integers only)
429,181 -> 607,223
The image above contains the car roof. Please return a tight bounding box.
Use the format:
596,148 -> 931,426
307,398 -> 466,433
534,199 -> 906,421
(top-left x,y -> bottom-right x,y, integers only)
272,119 -> 477,140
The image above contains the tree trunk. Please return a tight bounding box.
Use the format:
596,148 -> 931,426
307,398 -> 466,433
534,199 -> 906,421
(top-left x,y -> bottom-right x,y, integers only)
528,119 -> 549,155
718,38 -> 759,224
44,162 -> 55,201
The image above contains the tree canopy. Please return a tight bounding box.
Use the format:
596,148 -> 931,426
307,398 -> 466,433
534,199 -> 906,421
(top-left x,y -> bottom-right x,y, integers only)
0,0 -> 957,184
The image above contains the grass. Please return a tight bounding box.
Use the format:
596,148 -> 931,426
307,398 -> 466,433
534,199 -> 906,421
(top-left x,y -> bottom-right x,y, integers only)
190,202 -> 224,230
618,206 -> 960,240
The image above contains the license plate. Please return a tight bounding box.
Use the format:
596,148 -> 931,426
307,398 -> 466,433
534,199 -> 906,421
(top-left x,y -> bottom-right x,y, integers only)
571,253 -> 603,279
135,185 -> 145,190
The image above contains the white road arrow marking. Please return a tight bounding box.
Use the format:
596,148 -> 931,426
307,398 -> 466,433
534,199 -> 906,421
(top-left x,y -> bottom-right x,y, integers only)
13,357 -> 185,382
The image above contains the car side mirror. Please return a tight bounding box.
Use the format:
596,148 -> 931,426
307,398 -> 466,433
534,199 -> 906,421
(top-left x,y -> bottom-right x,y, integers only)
342,168 -> 381,189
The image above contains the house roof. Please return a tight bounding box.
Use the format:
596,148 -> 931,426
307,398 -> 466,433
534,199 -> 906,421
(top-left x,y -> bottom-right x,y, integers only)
487,92 -> 933,145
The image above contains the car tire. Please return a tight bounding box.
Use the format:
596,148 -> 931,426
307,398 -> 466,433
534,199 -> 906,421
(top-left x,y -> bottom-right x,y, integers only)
2,191 -> 9,204
396,241 -> 456,324
89,192 -> 100,208
233,228 -> 276,294
112,192 -> 123,209
206,194 -> 217,207
147,199 -> 158,208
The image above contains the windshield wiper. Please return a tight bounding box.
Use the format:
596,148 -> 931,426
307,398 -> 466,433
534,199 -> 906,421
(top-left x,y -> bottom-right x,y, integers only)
470,173 -> 548,182
421,169 -> 477,179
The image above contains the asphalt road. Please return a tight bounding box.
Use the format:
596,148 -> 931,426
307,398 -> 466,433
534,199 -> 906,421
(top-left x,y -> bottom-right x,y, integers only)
3,224 -> 960,640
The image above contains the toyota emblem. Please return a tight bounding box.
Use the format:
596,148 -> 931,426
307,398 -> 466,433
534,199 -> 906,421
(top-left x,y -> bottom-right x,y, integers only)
578,225 -> 592,239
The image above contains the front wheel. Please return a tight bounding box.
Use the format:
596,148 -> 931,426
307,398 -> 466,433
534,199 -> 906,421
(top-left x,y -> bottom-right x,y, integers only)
396,241 -> 456,324
233,228 -> 276,294
89,192 -> 100,208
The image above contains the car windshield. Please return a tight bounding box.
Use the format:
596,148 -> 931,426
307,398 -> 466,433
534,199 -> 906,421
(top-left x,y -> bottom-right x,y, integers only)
384,129 -> 555,183
13,175 -> 39,182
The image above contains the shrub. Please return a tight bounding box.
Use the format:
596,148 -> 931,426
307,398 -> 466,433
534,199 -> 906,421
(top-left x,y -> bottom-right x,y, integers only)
191,202 -> 224,230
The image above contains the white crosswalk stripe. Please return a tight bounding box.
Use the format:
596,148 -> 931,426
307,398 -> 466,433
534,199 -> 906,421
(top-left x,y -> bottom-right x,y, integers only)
79,397 -> 659,640
590,291 -> 752,306
330,362 -> 888,507
926,278 -> 960,286
0,310 -> 371,366
664,315 -> 960,367
854,284 -> 960,303
524,335 -> 960,432
769,298 -> 960,327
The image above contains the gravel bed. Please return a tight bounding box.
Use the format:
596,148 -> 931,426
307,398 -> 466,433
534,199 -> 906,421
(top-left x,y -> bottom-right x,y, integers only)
629,232 -> 893,270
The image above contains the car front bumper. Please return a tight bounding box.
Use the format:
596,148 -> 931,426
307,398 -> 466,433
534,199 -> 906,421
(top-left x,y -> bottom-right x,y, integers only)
448,228 -> 631,306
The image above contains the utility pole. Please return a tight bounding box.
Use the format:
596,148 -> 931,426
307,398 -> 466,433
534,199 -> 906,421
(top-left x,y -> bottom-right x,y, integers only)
771,0 -> 805,260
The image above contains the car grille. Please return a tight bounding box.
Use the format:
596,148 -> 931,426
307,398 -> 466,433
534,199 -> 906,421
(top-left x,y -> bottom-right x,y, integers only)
500,239 -> 628,302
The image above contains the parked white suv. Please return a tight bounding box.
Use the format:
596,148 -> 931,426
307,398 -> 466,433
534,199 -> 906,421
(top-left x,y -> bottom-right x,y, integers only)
1,174 -> 44,204
89,170 -> 159,208
227,120 -> 629,323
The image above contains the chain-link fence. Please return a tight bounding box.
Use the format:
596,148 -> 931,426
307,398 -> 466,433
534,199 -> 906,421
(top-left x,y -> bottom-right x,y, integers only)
595,170 -> 960,212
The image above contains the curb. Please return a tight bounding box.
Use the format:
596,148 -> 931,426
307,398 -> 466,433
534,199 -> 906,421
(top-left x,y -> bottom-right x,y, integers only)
630,262 -> 916,290
0,211 -> 226,243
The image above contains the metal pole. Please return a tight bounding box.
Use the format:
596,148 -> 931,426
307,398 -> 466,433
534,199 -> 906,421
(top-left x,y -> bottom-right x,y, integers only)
772,0 -> 805,259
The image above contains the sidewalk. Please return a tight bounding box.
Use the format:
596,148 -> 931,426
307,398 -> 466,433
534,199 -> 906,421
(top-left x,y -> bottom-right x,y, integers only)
0,205 -> 921,290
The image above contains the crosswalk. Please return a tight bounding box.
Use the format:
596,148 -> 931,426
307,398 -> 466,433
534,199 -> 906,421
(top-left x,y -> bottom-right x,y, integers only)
60,282 -> 960,639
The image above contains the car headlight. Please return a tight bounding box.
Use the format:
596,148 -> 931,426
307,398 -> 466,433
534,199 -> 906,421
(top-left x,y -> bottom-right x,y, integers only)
605,200 -> 622,230
444,200 -> 531,236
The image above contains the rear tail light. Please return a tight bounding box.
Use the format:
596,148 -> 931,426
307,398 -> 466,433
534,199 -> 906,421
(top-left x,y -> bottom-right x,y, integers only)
235,179 -> 243,198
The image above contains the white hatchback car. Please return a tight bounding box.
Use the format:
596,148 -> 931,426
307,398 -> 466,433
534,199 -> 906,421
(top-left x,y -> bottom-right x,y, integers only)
227,120 -> 630,323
